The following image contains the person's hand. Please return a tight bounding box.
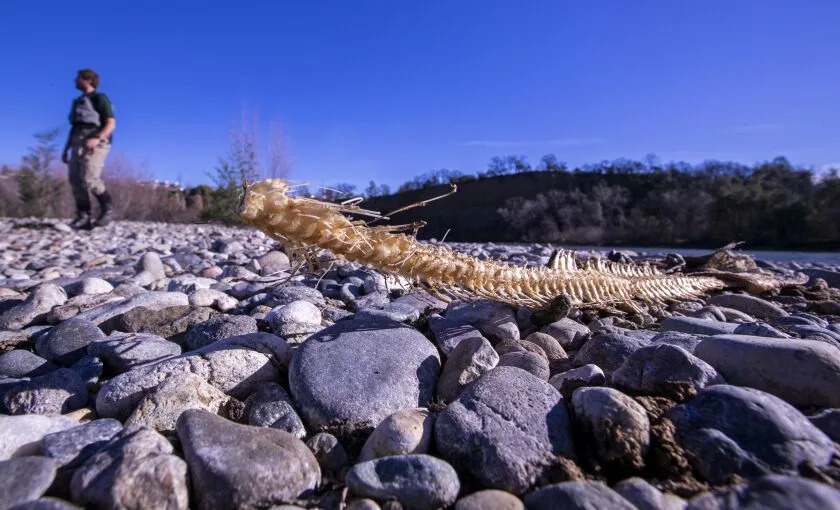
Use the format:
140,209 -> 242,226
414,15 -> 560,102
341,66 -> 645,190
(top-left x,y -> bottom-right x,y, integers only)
61,147 -> 71,164
84,138 -> 101,150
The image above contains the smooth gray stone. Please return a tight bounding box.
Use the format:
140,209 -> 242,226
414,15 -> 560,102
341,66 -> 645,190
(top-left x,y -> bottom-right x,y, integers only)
177,409 -> 320,509
6,497 -> 82,509
358,408 -> 434,463
63,277 -> 113,297
266,300 -> 322,337
669,385 -> 834,484
355,302 -> 421,324
125,372 -> 242,434
523,480 -> 635,510
613,477 -> 686,510
435,366 -> 575,495
0,457 -> 58,510
732,322 -> 790,338
498,351 -> 550,380
523,332 -> 568,362
571,387 -> 650,472
72,291 -> 189,328
244,382 -> 306,439
574,333 -> 649,376
35,318 -> 105,366
3,368 -> 88,415
42,419 -> 122,468
289,316 -> 439,441
96,332 -> 290,420
68,355 -> 101,389
346,454 -> 460,510
660,317 -> 739,336
549,364 -> 606,399
808,408 -> 840,443
305,432 -> 349,473
686,474 -> 840,510
263,285 -> 326,309
437,336 -> 498,403
707,294 -> 788,320
0,350 -> 57,378
183,314 -> 259,351
70,428 -> 188,510
612,343 -> 724,401
455,490 -> 524,510
0,284 -> 67,330
445,300 -> 520,343
540,318 -> 591,349
800,268 -> 840,289
0,415 -> 79,461
787,325 -> 840,349
694,335 -> 840,407
256,250 -> 290,275
87,333 -> 181,374
428,314 -> 487,357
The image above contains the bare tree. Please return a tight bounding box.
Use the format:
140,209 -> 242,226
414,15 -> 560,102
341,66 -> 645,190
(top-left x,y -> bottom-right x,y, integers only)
265,120 -> 292,180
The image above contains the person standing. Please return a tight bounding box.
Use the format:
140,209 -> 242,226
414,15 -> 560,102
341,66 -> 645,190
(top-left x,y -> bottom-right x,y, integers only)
61,69 -> 116,229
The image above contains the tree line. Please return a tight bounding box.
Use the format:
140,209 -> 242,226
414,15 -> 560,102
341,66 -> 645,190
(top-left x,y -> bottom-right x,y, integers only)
3,129 -> 838,249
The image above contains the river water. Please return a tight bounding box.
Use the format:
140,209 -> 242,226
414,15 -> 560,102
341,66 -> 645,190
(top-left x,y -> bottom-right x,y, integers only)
565,245 -> 840,266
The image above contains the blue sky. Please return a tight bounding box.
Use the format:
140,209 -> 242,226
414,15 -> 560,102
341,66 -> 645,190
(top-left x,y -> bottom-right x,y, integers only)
1,1 -> 838,190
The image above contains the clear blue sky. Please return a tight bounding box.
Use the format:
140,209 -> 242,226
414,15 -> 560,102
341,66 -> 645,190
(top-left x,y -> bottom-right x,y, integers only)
1,1 -> 838,190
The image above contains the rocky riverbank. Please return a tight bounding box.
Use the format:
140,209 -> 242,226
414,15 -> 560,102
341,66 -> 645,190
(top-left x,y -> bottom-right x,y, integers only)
0,217 -> 839,509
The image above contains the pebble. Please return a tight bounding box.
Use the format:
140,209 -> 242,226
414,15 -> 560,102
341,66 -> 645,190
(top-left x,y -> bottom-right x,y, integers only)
540,318 -> 590,349
669,385 -> 834,484
435,366 -> 575,495
612,343 -> 724,401
41,418 -> 123,468
523,331 -> 568,363
574,332 -> 649,376
454,490 -> 524,510
694,334 -> 840,407
265,299 -> 323,337
0,350 -> 57,378
428,314 -> 487,356
176,409 -> 320,509
346,454 -> 460,510
125,372 -> 243,434
243,381 -> 306,438
613,477 -> 686,510
660,316 -> 739,336
523,480 -> 636,510
0,283 -> 67,330
436,336 -> 498,403
548,364 -> 606,399
0,457 -> 58,510
87,332 -> 181,373
445,300 -> 520,343
3,368 -> 88,415
2,221 -> 839,507
497,351 -> 550,380
182,314 -> 258,351
0,415 -> 80,460
289,316 -> 439,442
35,318 -> 105,366
707,293 -> 788,319
70,428 -> 189,509
358,408 -> 434,462
571,387 -> 651,472
305,432 -> 350,473
96,332 -> 290,420
686,474 -> 840,510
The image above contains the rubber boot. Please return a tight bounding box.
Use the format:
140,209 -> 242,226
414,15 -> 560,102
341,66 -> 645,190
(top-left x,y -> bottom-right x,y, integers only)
94,191 -> 114,227
70,196 -> 92,230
